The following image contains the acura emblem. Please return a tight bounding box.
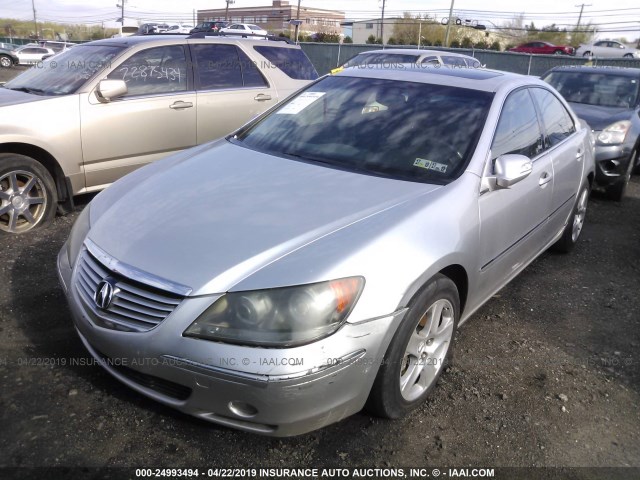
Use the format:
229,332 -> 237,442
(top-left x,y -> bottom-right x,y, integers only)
94,279 -> 118,310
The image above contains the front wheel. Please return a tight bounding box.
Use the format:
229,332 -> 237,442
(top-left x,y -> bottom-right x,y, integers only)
366,274 -> 459,419
552,182 -> 590,253
624,53 -> 634,58
0,154 -> 58,234
554,50 -> 564,55
0,55 -> 13,68
582,51 -> 592,57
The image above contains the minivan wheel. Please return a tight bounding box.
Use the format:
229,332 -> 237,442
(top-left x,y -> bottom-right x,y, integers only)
0,154 -> 57,234
366,274 -> 459,419
0,55 -> 12,68
552,182 -> 590,253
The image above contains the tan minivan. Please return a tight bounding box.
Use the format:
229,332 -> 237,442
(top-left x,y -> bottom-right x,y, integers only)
0,34 -> 318,233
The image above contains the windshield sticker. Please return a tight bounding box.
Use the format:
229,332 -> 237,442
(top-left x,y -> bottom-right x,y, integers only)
414,158 -> 448,173
276,92 -> 326,114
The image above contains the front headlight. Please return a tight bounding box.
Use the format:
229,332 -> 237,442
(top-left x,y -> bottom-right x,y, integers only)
183,277 -> 364,347
67,205 -> 91,266
597,121 -> 631,145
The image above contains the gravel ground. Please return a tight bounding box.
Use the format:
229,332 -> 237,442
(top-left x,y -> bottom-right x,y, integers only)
1,63 -> 639,477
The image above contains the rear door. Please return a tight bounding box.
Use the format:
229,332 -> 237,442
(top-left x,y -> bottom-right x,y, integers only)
190,43 -> 277,143
530,87 -> 582,235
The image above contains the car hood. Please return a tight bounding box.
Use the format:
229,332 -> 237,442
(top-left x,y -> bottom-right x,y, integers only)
568,102 -> 633,130
88,141 -> 441,296
0,86 -> 47,107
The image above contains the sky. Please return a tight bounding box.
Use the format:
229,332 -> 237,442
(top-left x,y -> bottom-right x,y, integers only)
1,0 -> 639,40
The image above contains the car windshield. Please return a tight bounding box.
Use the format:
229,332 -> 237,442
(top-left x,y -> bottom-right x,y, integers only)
3,44 -> 125,96
234,76 -> 493,184
344,53 -> 421,68
543,71 -> 640,108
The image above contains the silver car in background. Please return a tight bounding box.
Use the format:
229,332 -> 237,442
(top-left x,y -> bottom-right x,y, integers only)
58,66 -> 595,436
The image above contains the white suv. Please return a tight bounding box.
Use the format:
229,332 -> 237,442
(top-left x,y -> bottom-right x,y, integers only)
0,34 -> 318,233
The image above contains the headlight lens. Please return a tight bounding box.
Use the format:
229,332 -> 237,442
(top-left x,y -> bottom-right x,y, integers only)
597,121 -> 631,145
183,277 -> 365,347
67,205 -> 91,266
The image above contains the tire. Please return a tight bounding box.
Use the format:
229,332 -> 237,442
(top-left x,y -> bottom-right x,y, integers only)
624,53 -> 634,58
605,150 -> 635,201
0,55 -> 13,68
0,154 -> 57,234
554,50 -> 563,55
582,51 -> 591,57
552,182 -> 590,253
366,274 -> 459,419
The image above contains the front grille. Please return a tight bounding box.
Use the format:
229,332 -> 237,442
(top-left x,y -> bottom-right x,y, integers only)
94,347 -> 192,401
75,250 -> 183,332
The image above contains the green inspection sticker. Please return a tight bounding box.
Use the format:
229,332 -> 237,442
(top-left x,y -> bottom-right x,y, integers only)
414,158 -> 448,173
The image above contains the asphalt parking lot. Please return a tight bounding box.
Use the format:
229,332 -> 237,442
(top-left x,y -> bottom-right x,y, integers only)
1,178 -> 639,474
1,64 -> 640,477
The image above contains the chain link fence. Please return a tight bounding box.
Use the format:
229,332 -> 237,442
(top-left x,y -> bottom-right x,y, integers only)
299,42 -> 640,76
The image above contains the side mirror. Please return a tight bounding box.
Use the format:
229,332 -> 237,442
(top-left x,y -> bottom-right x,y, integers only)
494,154 -> 533,188
95,79 -> 127,103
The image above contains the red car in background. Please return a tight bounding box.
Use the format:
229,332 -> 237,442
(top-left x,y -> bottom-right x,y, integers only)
509,41 -> 575,55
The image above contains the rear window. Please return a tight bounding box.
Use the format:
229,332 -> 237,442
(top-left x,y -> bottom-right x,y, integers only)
253,45 -> 318,80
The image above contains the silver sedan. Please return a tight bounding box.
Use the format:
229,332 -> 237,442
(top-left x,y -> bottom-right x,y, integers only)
58,65 -> 595,436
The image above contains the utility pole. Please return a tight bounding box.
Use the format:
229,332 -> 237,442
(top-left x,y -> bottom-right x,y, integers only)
444,0 -> 455,47
575,3 -> 591,30
225,0 -> 235,21
380,0 -> 386,45
116,0 -> 126,27
31,0 -> 38,39
294,0 -> 301,44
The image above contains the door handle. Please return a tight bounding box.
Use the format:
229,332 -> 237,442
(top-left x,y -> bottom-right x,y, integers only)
539,172 -> 552,186
170,101 -> 193,110
576,149 -> 584,161
254,94 -> 272,101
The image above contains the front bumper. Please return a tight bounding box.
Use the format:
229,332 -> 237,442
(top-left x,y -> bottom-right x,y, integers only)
58,243 -> 406,436
593,141 -> 634,187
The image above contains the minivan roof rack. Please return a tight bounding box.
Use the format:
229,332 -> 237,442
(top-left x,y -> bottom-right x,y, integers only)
186,31 -> 294,44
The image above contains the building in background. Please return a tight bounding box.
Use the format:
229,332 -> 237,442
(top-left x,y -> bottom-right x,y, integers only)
345,18 -> 404,44
197,0 -> 344,36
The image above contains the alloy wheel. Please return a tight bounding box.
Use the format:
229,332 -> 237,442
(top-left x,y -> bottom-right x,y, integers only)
399,298 -> 455,402
0,170 -> 48,233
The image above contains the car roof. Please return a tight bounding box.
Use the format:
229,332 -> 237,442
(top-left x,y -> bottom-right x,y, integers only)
545,66 -> 640,77
357,48 -> 478,59
336,64 -> 546,93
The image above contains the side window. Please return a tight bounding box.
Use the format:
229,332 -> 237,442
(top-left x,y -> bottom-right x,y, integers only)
194,44 -> 243,90
194,44 -> 268,90
253,45 -> 318,80
107,45 -> 187,97
237,48 -> 268,88
491,89 -> 543,161
530,88 -> 576,148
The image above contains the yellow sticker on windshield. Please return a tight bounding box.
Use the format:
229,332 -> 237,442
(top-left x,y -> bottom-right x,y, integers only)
414,158 -> 448,173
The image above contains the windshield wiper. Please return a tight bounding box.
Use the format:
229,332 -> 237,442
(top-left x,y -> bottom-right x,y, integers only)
7,86 -> 48,95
